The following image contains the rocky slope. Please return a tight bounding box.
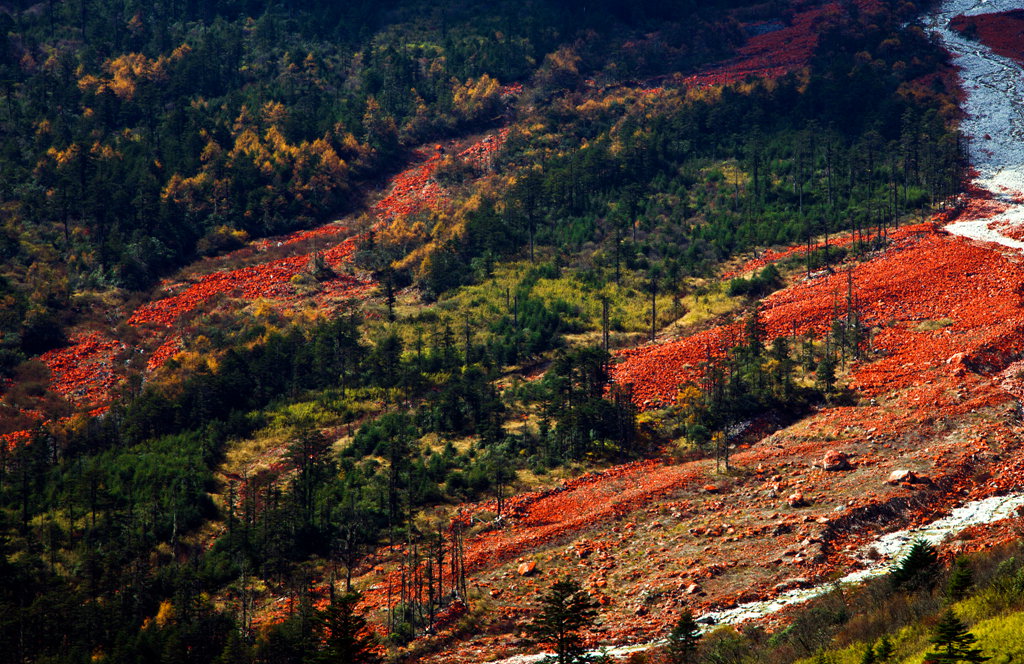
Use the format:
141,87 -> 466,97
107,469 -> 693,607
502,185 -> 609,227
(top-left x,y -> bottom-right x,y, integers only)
404,1 -> 1024,659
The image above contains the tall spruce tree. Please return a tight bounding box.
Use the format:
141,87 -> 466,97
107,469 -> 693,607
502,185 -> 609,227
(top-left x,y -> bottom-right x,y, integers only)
922,610 -> 988,664
890,539 -> 940,591
875,636 -> 895,662
665,609 -> 702,664
309,591 -> 380,664
527,577 -> 598,664
945,557 -> 974,602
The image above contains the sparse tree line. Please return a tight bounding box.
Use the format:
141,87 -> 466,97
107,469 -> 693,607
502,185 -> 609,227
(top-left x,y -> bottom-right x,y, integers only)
370,0 -> 962,302
669,282 -> 865,471
526,538 -> 1017,664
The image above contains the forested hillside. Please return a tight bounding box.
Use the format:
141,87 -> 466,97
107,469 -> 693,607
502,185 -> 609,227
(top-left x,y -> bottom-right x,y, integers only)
0,0 -> 757,368
3,0 -> 1012,662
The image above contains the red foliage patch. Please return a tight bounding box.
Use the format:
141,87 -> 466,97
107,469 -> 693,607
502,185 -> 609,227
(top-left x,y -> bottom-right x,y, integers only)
146,335 -> 183,371
615,219 -> 1024,406
373,128 -> 510,220
721,229 -> 883,280
127,254 -> 310,327
686,2 -> 839,88
1,429 -> 31,452
373,154 -> 446,219
615,326 -> 741,408
128,231 -> 373,330
39,332 -> 128,407
249,223 -> 352,252
950,10 -> 1024,67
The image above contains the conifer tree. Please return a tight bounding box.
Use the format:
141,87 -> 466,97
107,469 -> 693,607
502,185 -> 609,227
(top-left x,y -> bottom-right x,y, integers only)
875,636 -> 895,662
922,610 -> 988,664
890,539 -> 940,591
310,591 -> 380,664
946,557 -> 974,602
813,649 -> 835,664
527,577 -> 598,664
665,609 -> 701,664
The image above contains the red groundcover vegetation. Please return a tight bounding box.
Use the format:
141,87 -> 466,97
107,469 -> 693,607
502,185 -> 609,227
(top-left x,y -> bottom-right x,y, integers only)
127,235 -> 368,330
950,10 -> 1024,67
0,130 -> 510,443
720,228 -> 885,280
614,214 -> 1024,407
685,0 -> 883,89
39,332 -> 128,407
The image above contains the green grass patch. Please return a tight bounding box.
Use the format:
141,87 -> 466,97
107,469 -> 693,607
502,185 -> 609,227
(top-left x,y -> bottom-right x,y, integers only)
915,318 -> 955,332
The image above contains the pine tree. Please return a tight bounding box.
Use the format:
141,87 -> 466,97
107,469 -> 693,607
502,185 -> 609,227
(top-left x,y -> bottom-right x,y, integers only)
287,426 -> 334,526
859,641 -> 876,664
945,557 -> 974,602
816,353 -> 837,394
310,591 -> 380,664
665,610 -> 701,664
890,539 -> 940,591
922,610 -> 989,664
527,577 -> 598,664
215,630 -> 251,664
875,636 -> 895,662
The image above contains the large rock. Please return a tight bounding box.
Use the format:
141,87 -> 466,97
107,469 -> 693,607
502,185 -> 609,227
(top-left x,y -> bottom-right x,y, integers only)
773,577 -> 811,593
888,469 -> 916,484
787,492 -> 807,508
821,450 -> 852,471
517,561 -> 537,576
887,469 -> 932,485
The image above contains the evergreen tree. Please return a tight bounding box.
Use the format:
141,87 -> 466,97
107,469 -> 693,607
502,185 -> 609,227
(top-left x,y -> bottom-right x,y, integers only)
309,591 -> 380,664
816,353 -> 838,395
215,630 -> 252,664
945,557 -> 974,602
527,577 -> 598,664
890,539 -> 940,591
665,609 -> 701,664
875,636 -> 895,662
287,427 -> 334,526
859,641 -> 876,664
922,610 -> 989,664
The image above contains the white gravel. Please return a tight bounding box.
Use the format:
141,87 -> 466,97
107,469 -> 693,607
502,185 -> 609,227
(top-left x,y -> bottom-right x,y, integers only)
701,493 -> 1024,628
928,0 -> 1024,249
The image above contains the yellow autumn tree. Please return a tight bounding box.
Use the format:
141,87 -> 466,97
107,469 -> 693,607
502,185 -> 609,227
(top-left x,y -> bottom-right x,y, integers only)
452,74 -> 502,123
77,45 -> 190,100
